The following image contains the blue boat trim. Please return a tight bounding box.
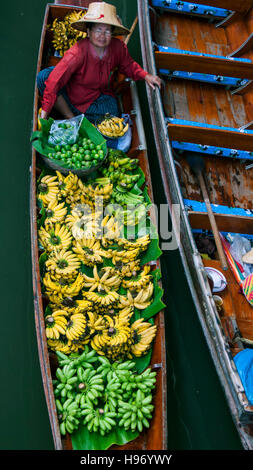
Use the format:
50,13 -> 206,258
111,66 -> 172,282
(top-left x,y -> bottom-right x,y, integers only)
192,229 -> 253,242
152,0 -> 231,19
166,117 -> 253,135
157,45 -> 252,63
172,141 -> 253,161
159,68 -> 249,88
184,198 -> 253,218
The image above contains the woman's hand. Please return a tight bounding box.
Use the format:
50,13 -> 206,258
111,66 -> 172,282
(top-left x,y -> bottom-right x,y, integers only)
144,73 -> 162,90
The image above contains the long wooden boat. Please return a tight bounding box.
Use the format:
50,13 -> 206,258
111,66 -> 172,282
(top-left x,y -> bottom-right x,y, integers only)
30,0 -> 167,451
138,0 -> 253,450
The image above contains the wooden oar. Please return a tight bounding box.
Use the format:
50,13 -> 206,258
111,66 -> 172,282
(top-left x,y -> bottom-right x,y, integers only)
187,153 -> 228,271
124,16 -> 138,45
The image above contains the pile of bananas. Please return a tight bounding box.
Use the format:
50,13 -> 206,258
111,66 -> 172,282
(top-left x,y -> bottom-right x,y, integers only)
53,347 -> 156,436
49,10 -> 87,57
37,166 -> 158,360
97,115 -> 129,138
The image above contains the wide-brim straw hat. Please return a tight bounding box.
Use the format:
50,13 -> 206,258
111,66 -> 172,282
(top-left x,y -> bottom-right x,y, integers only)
71,2 -> 130,36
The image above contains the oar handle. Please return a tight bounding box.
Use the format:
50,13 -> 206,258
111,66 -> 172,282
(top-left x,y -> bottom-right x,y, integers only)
197,170 -> 228,271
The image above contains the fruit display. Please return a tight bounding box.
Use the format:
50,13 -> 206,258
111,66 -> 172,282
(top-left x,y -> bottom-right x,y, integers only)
96,115 -> 129,138
36,146 -> 164,447
53,347 -> 156,436
49,10 -> 87,57
47,136 -> 105,170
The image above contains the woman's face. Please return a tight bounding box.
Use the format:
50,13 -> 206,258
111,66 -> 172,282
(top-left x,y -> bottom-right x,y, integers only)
88,23 -> 113,49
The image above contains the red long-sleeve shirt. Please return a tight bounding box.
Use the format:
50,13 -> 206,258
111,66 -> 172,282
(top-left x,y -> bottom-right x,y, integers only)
42,37 -> 148,114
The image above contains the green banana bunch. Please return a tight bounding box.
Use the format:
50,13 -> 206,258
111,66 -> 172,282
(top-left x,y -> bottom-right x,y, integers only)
55,346 -> 97,368
56,397 -> 81,435
96,356 -> 135,381
75,368 -> 104,407
104,377 -> 123,412
118,389 -> 154,433
81,403 -> 117,436
53,364 -> 78,400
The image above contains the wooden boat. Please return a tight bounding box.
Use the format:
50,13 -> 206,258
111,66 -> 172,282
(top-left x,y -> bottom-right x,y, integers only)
30,0 -> 167,451
138,0 -> 253,450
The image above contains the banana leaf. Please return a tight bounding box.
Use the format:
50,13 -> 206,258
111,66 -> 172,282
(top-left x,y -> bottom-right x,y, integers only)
31,116 -> 107,158
71,424 -> 139,451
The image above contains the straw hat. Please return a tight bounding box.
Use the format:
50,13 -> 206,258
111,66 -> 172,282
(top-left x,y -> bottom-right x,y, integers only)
71,2 -> 130,36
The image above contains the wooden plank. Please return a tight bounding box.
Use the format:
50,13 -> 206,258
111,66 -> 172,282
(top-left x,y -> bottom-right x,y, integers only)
189,211 -> 253,234
155,51 -> 253,79
167,122 -> 253,151
181,1 -> 253,14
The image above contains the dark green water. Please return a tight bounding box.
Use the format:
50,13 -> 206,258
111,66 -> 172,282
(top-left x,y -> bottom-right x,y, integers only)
0,0 -> 243,450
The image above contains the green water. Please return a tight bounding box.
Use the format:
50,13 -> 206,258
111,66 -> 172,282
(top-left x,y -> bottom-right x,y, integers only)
0,0 -> 243,450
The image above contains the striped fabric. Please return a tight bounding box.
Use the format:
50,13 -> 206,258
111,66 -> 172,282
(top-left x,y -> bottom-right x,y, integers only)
36,66 -> 120,123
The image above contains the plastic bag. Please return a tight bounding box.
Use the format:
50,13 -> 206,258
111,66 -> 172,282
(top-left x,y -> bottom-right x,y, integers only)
234,349 -> 253,405
229,234 -> 253,277
48,114 -> 84,146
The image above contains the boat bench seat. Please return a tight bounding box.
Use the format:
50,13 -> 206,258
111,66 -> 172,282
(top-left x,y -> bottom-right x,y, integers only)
151,0 -> 231,20
184,198 -> 253,236
155,46 -> 253,87
166,118 -> 253,152
172,141 -> 253,162
152,0 -> 253,16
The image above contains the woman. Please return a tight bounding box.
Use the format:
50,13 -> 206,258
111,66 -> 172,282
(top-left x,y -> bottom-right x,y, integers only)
38,2 -> 162,122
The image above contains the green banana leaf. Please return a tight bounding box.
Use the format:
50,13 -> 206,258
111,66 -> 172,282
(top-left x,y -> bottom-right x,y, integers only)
71,424 -> 139,451
31,116 -> 107,159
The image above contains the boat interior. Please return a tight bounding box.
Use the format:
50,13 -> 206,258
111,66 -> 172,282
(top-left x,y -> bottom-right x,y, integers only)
148,0 -> 253,396
32,2 -> 167,450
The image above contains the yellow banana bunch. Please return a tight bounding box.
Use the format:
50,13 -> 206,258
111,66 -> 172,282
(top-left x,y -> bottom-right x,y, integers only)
45,310 -> 68,340
86,311 -> 106,335
84,290 -> 119,307
38,223 -> 73,253
108,247 -> 141,265
44,200 -> 67,225
97,116 -> 129,138
101,214 -> 123,246
118,281 -> 154,310
82,265 -> 122,293
122,265 -> 152,291
117,234 -> 150,252
37,175 -> 59,206
73,237 -> 110,266
116,260 -> 141,278
129,319 -> 157,357
45,248 -> 81,279
71,213 -> 101,240
49,11 -> 86,57
65,312 -> 87,341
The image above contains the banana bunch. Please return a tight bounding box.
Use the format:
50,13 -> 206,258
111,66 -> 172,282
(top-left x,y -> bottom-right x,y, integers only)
130,319 -> 157,358
53,363 -> 78,400
75,368 -> 104,407
45,248 -> 81,279
86,310 -> 107,336
122,265 -> 152,291
100,214 -> 124,247
118,281 -> 154,310
43,272 -> 84,299
37,175 -> 59,206
84,290 -> 119,307
65,312 -> 88,341
115,260 -> 141,278
73,236 -> 110,266
107,247 -> 141,266
97,116 -> 129,138
45,310 -> 68,340
71,213 -> 101,240
81,403 -> 117,435
56,397 -> 81,435
44,200 -> 67,226
82,265 -> 122,293
117,234 -> 150,252
49,10 -> 87,57
38,223 -> 72,252
118,389 -> 154,433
